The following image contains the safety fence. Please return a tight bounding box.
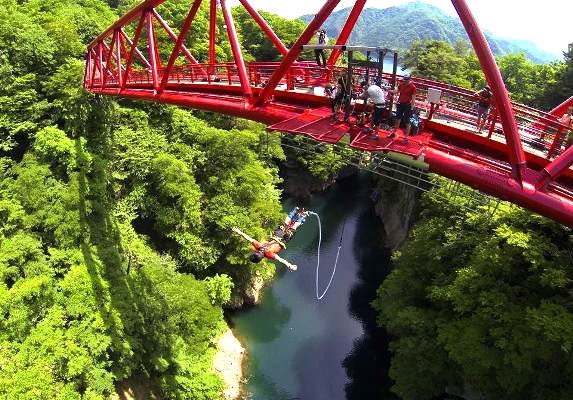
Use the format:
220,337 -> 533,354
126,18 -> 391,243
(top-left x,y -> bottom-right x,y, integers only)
87,61 -> 573,161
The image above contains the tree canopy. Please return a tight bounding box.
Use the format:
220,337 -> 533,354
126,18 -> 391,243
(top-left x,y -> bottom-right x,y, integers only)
373,182 -> 573,400
402,39 -> 567,109
0,0 -> 292,398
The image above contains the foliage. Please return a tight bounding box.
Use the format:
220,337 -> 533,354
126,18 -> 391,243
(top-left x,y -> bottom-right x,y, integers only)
402,39 -> 563,108
539,47 -> 573,109
233,7 -> 305,62
497,53 -> 562,106
373,180 -> 573,400
402,40 -> 475,88
0,0 -> 288,398
282,136 -> 349,184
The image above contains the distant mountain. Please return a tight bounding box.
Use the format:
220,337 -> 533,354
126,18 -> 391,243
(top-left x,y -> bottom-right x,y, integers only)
300,2 -> 559,64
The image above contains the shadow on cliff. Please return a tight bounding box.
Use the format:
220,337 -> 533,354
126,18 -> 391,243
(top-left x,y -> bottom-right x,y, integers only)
76,138 -> 173,397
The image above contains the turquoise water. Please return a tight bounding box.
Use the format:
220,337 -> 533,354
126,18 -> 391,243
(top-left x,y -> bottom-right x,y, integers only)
231,176 -> 398,400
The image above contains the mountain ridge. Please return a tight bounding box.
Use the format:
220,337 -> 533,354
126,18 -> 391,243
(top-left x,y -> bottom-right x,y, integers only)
300,2 -> 558,64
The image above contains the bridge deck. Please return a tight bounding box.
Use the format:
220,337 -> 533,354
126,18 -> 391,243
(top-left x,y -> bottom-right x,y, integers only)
267,107 -> 431,158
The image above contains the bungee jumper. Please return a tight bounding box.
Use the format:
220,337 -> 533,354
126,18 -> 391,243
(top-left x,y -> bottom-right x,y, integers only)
232,227 -> 298,271
232,207 -> 309,271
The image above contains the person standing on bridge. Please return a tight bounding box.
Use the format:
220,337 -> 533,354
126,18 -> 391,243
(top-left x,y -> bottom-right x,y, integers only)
389,73 -> 417,144
360,79 -> 388,139
315,29 -> 328,68
325,82 -> 337,116
474,85 -> 493,133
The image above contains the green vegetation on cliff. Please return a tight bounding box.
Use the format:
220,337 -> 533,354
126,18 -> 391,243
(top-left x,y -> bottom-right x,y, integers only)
0,0 -> 303,398
373,183 -> 573,399
402,39 -> 571,109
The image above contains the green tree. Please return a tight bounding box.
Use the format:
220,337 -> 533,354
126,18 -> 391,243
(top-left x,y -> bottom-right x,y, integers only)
373,181 -> 573,400
0,0 -> 289,398
539,46 -> 573,109
402,40 -> 474,87
233,6 -> 305,61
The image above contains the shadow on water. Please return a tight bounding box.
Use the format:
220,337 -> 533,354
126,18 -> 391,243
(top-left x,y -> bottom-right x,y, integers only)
238,286 -> 292,344
344,203 -> 397,400
290,178 -> 397,400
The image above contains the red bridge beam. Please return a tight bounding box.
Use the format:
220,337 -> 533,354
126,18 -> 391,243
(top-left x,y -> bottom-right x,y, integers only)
152,9 -> 202,67
537,145 -> 573,190
89,0 -> 164,48
220,0 -> 252,99
328,0 -> 367,66
146,10 -> 160,92
451,0 -> 527,184
239,0 -> 289,57
255,0 -> 341,106
209,0 -> 217,66
158,0 -> 204,94
123,15 -> 146,90
426,147 -> 573,226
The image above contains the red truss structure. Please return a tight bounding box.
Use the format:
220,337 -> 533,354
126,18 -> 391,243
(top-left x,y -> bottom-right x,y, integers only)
84,0 -> 573,226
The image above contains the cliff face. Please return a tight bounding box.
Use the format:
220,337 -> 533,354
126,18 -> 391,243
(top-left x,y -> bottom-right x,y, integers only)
373,176 -> 420,250
227,270 -> 267,309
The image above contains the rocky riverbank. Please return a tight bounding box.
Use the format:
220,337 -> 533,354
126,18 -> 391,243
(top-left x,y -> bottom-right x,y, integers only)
213,329 -> 246,400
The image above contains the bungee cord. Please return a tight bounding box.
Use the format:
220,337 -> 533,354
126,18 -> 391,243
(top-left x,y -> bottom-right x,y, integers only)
308,212 -> 345,300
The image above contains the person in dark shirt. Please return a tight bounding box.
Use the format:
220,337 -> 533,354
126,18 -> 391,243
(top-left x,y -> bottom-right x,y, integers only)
389,73 -> 417,143
474,85 -> 492,133
314,29 -> 328,67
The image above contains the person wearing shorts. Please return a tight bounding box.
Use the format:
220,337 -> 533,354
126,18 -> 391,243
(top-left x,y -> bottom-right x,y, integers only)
474,85 -> 492,133
390,73 -> 417,143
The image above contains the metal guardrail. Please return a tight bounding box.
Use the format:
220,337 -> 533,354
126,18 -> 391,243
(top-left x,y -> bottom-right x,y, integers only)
278,133 -> 503,218
87,61 -> 573,163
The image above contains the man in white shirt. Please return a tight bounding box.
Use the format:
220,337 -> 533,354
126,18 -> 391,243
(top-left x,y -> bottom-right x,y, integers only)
360,80 -> 388,138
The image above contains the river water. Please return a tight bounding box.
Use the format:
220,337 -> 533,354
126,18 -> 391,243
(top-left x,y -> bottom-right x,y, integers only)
231,175 -> 399,400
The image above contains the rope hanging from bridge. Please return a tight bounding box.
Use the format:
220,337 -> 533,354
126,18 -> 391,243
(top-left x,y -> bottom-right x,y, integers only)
308,212 -> 344,300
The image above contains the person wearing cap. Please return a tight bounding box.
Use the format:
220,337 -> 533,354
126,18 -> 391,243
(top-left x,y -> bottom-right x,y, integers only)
314,29 -> 328,67
325,82 -> 337,116
474,85 -> 493,133
360,80 -> 388,139
389,73 -> 417,143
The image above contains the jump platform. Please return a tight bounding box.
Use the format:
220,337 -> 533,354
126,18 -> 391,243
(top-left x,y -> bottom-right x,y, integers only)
267,107 -> 433,159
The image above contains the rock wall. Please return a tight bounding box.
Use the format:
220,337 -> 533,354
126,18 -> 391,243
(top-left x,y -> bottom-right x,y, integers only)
373,175 -> 420,250
227,270 -> 267,309
280,161 -> 336,199
212,330 -> 246,400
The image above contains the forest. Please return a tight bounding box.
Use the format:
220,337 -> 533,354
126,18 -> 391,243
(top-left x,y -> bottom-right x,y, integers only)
1,0 -> 572,399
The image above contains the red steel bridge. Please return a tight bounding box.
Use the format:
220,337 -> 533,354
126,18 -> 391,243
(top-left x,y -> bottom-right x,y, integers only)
83,0 -> 573,226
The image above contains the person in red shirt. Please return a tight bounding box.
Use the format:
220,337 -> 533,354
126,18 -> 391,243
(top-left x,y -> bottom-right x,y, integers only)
232,227 -> 298,271
389,73 -> 417,143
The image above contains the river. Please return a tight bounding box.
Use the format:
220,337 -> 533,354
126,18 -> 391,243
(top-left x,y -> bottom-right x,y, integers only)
230,175 -> 399,400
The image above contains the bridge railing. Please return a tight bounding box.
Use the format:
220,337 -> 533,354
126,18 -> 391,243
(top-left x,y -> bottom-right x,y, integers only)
409,79 -> 573,160
86,60 -> 573,161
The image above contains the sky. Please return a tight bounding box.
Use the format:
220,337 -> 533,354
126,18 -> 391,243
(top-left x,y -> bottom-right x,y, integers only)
227,0 -> 572,56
